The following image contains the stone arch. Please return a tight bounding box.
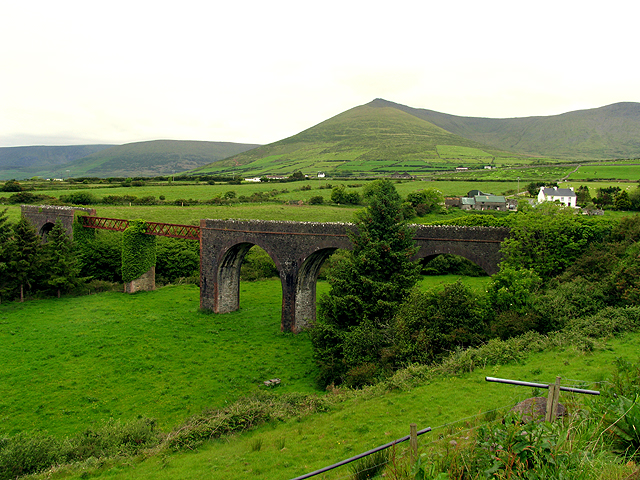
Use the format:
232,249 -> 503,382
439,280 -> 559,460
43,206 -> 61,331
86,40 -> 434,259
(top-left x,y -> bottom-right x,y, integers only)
39,221 -> 56,240
214,241 -> 282,314
294,247 -> 339,332
419,253 -> 488,276
414,245 -> 496,275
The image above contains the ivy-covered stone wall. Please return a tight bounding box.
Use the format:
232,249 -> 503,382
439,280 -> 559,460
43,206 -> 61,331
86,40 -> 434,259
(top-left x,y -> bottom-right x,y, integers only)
122,220 -> 157,283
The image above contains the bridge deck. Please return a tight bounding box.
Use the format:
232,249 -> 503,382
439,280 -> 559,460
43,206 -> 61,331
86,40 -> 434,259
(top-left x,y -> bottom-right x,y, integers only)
79,216 -> 201,240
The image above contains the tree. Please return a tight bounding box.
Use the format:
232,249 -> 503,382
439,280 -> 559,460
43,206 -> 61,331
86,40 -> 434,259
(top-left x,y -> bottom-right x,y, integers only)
0,209 -> 14,302
311,179 -> 420,387
614,190 -> 632,211
8,217 -> 43,302
288,170 -> 305,182
499,203 -> 613,280
576,185 -> 591,206
42,220 -> 81,297
406,188 -> 444,216
1,180 -> 23,192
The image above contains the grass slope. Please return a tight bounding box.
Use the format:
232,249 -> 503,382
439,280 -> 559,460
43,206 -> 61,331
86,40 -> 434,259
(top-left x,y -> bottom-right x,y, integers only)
379,98 -> 640,160
0,145 -> 114,180
191,104 -> 526,177
0,276 -> 491,439
55,140 -> 261,179
38,330 -> 640,479
0,283 -> 318,437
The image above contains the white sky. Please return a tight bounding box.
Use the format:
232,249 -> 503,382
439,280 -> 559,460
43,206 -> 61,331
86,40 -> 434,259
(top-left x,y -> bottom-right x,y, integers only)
1,0 -> 638,147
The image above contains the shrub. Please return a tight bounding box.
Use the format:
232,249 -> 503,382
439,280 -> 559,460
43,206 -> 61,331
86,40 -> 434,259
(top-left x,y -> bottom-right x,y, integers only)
77,231 -> 123,283
309,195 -> 324,205
59,192 -> 97,205
240,247 -> 278,281
1,180 -> 22,192
155,237 -> 200,285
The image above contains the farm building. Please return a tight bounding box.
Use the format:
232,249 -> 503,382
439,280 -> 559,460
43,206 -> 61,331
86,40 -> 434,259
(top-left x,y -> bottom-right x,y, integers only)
537,186 -> 577,207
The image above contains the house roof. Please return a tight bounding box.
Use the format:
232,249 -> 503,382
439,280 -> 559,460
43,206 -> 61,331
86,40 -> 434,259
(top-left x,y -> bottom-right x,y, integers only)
474,195 -> 506,203
541,187 -> 576,197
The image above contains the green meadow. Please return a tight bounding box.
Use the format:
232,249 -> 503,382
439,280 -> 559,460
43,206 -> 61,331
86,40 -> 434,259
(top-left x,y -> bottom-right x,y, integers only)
570,164 -> 640,181
0,276 -> 493,439
3,277 -> 638,480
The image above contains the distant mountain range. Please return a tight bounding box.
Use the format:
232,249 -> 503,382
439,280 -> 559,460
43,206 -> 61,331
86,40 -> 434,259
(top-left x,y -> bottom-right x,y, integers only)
2,99 -> 639,180
0,140 -> 260,180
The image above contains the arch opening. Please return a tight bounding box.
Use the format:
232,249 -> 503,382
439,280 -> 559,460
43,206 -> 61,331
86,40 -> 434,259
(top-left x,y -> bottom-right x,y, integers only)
420,254 -> 488,277
39,222 -> 55,240
294,247 -> 340,332
216,243 -> 280,313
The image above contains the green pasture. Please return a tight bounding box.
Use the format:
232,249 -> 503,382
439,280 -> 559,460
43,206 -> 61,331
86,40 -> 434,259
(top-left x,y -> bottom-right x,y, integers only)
570,164 -> 640,181
39,329 -> 640,480
0,282 -> 316,437
437,165 -> 576,182
0,274 -> 490,439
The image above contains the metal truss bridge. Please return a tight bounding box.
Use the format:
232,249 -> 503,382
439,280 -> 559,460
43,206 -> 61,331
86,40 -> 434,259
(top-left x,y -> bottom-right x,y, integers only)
78,216 -> 201,240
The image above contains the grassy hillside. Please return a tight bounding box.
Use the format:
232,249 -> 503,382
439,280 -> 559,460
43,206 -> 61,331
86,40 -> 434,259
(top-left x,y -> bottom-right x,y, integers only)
53,140 -> 261,178
379,98 -> 640,160
191,104 -> 528,177
0,145 -> 114,180
8,281 -> 637,480
0,276 -> 490,438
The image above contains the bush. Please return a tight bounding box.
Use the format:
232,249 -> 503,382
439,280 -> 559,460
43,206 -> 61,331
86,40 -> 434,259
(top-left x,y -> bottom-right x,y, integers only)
391,281 -> 487,365
156,237 -> 200,284
1,180 -> 22,192
240,247 -> 278,281
421,254 -> 486,276
59,192 -> 97,205
308,195 -> 324,205
77,231 -> 123,283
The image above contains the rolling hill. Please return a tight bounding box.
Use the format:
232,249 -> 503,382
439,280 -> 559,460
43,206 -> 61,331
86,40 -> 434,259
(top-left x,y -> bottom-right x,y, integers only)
371,98 -> 640,160
0,144 -> 114,179
0,140 -> 260,180
191,99 -> 640,177
191,103 -> 526,177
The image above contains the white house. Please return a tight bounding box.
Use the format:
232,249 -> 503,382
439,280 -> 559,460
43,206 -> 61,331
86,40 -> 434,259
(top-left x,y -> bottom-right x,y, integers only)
538,186 -> 577,208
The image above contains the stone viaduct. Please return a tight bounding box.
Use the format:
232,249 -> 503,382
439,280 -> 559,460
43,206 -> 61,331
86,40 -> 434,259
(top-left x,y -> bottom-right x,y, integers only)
200,219 -> 509,332
22,206 -> 509,333
21,205 -> 95,239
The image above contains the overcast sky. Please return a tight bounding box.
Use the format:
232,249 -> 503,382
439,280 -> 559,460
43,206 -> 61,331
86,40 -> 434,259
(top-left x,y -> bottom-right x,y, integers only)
1,0 -> 638,147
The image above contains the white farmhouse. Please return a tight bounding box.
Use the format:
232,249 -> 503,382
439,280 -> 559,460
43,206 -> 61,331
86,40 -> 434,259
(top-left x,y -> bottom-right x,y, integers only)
537,186 -> 577,208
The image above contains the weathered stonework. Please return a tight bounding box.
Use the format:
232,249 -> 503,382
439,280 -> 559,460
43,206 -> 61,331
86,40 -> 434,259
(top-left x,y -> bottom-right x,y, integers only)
124,266 -> 156,293
21,205 -> 96,240
200,219 -> 509,333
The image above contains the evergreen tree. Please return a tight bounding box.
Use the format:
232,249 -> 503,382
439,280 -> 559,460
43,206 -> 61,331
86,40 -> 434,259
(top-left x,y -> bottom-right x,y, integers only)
311,179 -> 420,387
8,217 -> 43,302
43,219 -> 81,297
0,209 -> 15,303
614,190 -> 632,211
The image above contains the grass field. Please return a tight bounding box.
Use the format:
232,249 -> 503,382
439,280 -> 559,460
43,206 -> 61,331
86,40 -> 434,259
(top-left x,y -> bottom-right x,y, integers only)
570,164 -> 640,181
0,275 -> 490,439
0,283 -> 317,437
32,326 -> 640,479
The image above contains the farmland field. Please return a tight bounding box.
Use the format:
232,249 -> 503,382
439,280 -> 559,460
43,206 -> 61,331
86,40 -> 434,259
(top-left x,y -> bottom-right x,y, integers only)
569,164 -> 640,181
0,274 -> 490,438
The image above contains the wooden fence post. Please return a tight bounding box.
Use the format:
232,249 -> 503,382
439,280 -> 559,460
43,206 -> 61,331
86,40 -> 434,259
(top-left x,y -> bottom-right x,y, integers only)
545,376 -> 562,422
410,423 -> 418,464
